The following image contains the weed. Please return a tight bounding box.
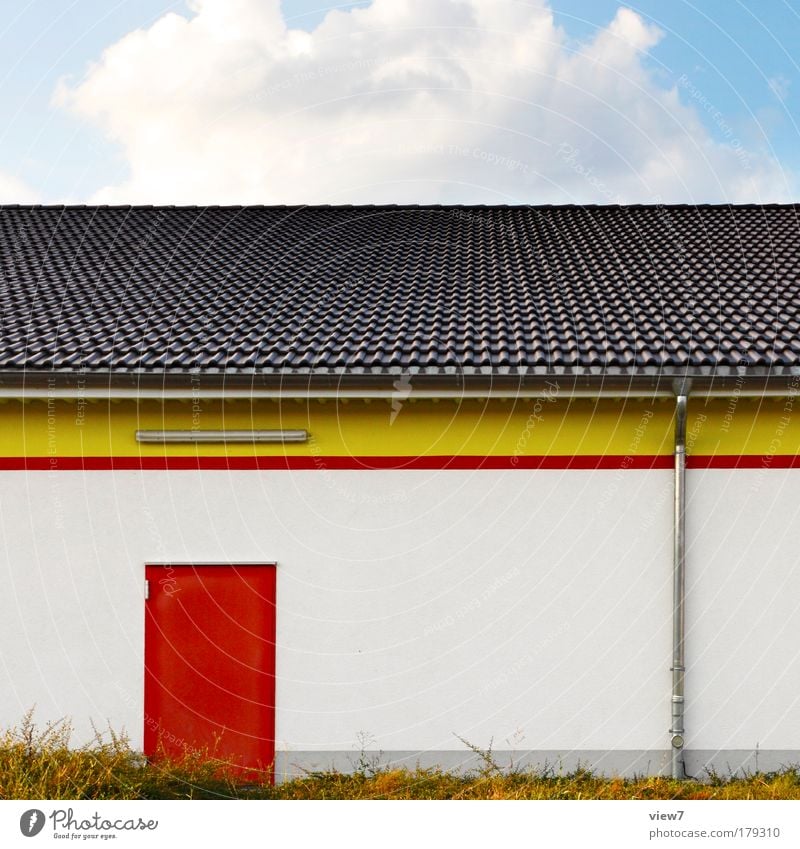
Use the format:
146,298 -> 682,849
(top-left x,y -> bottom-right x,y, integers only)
349,731 -> 385,779
3,714 -> 800,800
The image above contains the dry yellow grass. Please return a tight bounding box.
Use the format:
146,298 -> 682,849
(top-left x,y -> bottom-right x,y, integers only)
2,712 -> 799,800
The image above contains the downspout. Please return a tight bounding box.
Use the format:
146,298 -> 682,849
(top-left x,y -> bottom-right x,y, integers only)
670,387 -> 689,779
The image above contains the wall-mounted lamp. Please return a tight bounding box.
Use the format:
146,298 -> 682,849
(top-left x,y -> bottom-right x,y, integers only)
135,429 -> 309,443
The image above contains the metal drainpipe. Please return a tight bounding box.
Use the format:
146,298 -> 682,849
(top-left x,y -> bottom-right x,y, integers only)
670,390 -> 688,779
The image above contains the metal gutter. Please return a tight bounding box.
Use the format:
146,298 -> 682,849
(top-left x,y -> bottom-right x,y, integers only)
0,370 -> 796,399
670,387 -> 689,779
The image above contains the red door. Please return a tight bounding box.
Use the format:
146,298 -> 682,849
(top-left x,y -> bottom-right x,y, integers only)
144,563 -> 276,777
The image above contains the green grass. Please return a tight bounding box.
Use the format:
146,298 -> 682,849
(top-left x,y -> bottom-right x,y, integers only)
2,712 -> 799,800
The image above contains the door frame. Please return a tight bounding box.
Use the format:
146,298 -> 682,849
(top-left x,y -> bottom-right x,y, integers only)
143,561 -> 277,776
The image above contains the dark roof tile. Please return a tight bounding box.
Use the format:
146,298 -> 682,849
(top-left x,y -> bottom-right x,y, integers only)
0,203 -> 799,374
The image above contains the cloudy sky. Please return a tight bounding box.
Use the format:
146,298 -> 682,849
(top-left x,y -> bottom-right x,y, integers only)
1,0 -> 797,205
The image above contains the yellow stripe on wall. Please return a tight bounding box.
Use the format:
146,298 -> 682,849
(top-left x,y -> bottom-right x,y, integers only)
0,394 -> 797,458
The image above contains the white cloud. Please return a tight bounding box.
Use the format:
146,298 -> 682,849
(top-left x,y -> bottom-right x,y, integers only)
54,0 -> 792,204
0,171 -> 39,204
768,74 -> 790,102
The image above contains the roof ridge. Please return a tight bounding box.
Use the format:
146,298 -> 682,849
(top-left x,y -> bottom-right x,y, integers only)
1,202 -> 798,211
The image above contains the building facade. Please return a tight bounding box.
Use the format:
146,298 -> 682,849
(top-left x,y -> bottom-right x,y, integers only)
1,203 -> 798,779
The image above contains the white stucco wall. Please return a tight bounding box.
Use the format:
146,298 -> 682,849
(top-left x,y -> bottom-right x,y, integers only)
0,466 -> 796,768
686,468 -> 800,755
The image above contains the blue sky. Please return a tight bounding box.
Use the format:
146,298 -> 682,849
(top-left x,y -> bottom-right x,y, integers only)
1,0 -> 797,203
553,1 -> 799,177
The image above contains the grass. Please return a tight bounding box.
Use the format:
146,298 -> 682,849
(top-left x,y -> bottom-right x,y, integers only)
2,711 -> 800,800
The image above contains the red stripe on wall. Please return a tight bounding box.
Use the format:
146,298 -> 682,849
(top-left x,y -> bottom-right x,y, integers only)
0,455 -> 667,470
686,455 -> 800,469
0,454 -> 797,470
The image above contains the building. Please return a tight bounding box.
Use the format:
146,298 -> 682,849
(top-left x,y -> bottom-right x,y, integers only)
1,203 -> 798,780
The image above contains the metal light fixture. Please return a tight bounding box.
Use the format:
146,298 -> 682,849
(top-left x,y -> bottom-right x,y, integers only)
135,429 -> 308,443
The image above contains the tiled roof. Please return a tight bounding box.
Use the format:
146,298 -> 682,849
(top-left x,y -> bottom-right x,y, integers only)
0,203 -> 798,375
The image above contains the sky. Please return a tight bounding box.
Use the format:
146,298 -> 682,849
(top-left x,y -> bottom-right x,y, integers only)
0,0 -> 797,205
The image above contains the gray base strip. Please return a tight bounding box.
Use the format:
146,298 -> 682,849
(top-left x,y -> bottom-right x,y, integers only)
273,749 -> 800,782
684,750 -> 800,780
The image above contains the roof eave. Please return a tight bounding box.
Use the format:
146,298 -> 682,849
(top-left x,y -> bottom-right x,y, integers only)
0,368 -> 797,399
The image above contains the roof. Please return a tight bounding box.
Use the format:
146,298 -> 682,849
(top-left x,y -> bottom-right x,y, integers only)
1,203 -> 799,386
